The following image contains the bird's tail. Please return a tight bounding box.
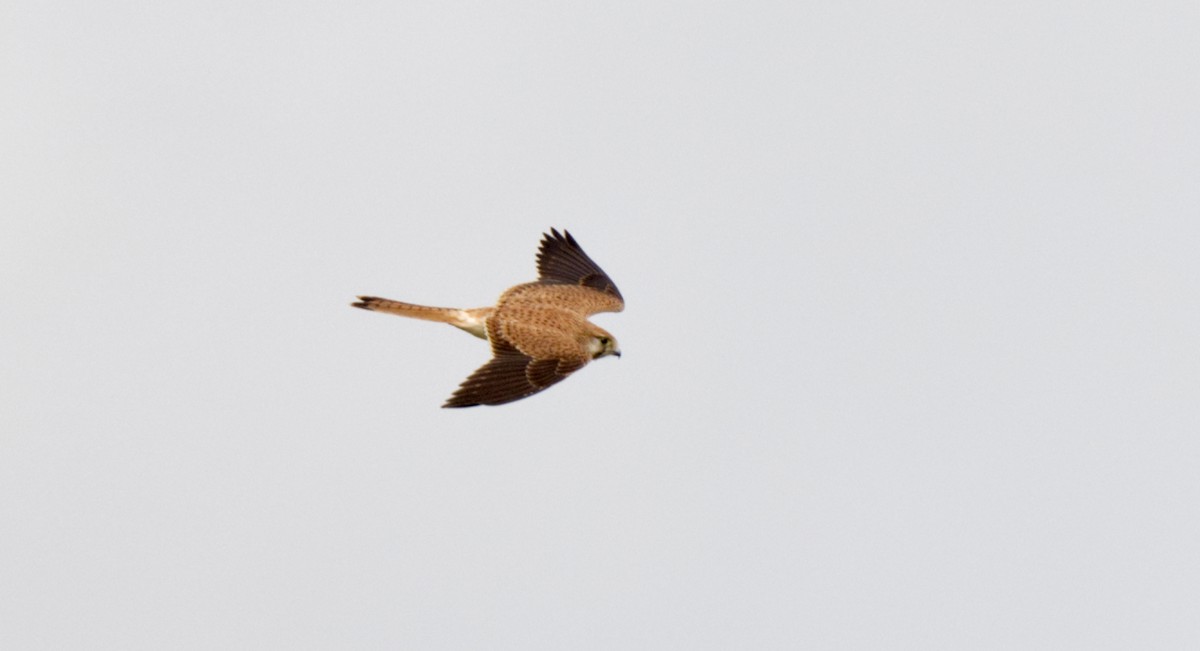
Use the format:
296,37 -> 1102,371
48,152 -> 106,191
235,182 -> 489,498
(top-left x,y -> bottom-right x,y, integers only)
352,296 -> 491,339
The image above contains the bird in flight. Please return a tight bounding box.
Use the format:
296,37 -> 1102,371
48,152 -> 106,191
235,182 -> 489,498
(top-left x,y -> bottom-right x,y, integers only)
353,229 -> 624,407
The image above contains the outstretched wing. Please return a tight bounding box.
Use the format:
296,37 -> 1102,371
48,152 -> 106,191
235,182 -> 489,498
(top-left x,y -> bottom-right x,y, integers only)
443,336 -> 588,408
536,229 -> 623,303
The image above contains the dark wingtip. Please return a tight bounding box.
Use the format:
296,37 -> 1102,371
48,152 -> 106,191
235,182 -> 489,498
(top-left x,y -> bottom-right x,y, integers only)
443,386 -> 481,408
351,296 -> 376,310
545,227 -> 574,245
538,228 -> 582,266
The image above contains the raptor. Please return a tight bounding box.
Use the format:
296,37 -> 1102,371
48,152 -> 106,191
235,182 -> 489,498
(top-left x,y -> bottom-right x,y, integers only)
353,229 -> 624,407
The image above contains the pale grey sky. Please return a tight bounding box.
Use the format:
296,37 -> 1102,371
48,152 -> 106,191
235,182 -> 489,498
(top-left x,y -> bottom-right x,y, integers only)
2,1 -> 1198,649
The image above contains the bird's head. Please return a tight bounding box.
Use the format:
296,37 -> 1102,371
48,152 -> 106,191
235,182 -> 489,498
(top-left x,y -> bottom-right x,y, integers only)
586,328 -> 621,360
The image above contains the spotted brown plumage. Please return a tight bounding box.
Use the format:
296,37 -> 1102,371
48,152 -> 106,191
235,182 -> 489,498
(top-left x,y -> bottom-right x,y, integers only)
353,229 -> 623,407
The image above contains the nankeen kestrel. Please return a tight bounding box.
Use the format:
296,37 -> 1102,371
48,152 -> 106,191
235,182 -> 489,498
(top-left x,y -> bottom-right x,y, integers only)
353,229 -> 623,408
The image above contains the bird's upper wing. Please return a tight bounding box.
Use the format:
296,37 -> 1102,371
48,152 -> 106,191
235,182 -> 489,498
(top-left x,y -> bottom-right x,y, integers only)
535,229 -> 623,305
442,336 -> 588,408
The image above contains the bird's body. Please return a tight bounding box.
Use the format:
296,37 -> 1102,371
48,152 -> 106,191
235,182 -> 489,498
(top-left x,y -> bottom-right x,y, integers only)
353,229 -> 623,407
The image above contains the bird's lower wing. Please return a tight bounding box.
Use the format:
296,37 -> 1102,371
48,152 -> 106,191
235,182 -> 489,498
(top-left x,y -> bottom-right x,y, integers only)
443,338 -> 586,408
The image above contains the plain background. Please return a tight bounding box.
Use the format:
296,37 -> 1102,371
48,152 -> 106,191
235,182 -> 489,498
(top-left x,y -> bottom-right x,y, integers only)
2,1 -> 1197,648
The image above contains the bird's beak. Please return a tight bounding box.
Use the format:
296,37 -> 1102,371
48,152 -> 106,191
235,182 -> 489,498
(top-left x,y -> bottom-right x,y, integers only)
613,350 -> 621,358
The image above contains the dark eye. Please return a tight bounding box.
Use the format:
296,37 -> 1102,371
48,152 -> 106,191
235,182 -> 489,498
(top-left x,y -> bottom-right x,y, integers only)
599,337 -> 609,345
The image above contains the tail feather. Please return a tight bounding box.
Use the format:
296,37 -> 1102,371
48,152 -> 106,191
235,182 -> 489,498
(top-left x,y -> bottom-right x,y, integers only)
352,296 -> 457,320
353,296 -> 491,339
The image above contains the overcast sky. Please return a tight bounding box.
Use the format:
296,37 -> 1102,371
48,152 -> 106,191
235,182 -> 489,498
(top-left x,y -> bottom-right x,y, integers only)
2,1 -> 1198,649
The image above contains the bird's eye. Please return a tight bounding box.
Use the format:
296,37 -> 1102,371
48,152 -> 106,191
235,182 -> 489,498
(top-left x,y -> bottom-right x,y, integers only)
599,337 -> 609,346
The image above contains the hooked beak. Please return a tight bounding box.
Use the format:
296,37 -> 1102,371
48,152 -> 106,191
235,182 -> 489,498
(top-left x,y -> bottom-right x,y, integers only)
613,350 -> 621,358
